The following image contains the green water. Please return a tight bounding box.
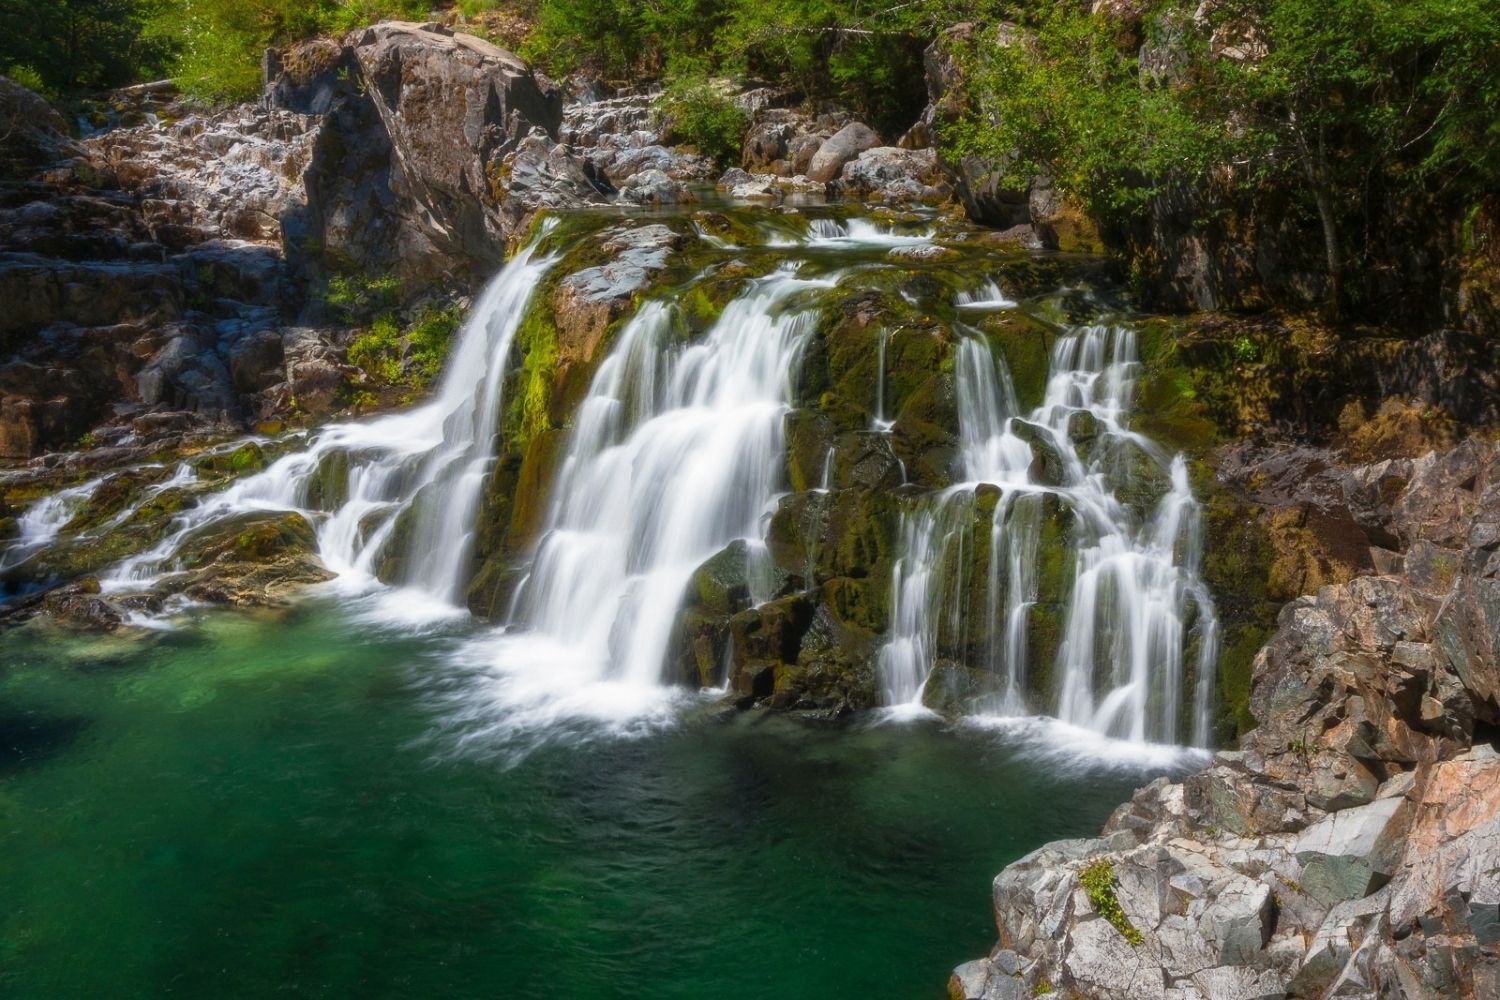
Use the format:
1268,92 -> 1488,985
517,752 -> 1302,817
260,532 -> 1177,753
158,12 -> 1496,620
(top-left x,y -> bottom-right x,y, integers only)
0,601 -> 1171,999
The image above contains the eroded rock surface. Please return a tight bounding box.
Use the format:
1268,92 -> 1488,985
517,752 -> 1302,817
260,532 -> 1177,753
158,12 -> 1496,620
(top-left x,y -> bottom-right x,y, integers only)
953,440 -> 1500,999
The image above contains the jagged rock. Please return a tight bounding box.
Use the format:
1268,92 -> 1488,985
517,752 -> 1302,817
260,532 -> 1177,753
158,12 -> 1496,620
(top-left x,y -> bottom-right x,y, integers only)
954,438 -> 1500,999
0,78 -> 84,181
834,147 -> 950,203
39,579 -> 124,631
552,223 -> 682,365
805,122 -> 881,183
267,21 -> 563,290
158,510 -> 334,606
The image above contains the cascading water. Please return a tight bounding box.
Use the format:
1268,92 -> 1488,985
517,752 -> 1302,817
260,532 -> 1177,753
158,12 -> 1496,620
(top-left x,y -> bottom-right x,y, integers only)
100,231 -> 557,611
878,321 -> 1218,746
467,267 -> 833,723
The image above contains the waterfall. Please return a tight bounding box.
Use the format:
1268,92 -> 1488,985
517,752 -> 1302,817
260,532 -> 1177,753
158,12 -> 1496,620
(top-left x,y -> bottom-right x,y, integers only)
100,231 -> 557,610
878,323 -> 1218,746
484,267 -> 830,709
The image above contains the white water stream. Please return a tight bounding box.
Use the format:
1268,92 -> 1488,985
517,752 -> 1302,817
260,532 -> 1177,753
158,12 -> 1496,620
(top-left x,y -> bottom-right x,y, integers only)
878,323 -> 1218,745
98,231 -> 557,613
460,266 -> 834,728
4,212 -> 1217,751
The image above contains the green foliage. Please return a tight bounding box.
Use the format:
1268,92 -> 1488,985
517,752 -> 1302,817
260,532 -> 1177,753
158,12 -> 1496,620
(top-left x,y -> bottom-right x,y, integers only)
655,75 -> 748,165
346,305 -> 461,391
0,0 -> 173,94
524,0 -> 951,132
321,272 -> 402,325
347,315 -> 405,385
150,0 -> 431,101
949,0 -> 1500,317
5,65 -> 51,98
1078,859 -> 1143,946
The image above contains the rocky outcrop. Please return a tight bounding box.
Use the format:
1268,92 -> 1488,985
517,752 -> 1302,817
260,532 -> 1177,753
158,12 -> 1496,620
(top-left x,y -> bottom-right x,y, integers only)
266,20 -> 563,290
0,79 -> 84,181
834,147 -> 951,204
952,439 -> 1500,999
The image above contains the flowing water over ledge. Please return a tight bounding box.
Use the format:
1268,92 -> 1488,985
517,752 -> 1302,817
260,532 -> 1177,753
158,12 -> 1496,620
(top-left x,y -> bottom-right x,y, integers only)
0,206 -> 1224,996
0,601 -> 1192,999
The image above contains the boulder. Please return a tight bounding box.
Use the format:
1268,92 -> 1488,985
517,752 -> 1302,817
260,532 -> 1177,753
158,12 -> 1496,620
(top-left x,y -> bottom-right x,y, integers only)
834,147 -> 950,203
0,79 -> 84,181
268,21 -> 563,291
805,122 -> 881,183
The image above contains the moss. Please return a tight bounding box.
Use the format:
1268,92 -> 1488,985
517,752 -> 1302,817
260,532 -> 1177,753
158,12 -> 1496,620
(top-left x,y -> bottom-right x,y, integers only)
503,297 -> 562,454
1216,624 -> 1275,739
980,310 -> 1057,412
1078,859 -> 1143,946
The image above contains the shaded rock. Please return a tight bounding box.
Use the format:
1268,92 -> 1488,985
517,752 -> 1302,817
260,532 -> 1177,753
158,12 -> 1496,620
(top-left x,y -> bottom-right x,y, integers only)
0,79 -> 84,181
268,21 -> 563,291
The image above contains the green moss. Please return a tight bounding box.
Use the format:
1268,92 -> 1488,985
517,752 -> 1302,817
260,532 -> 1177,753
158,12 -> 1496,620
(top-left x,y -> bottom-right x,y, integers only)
1079,859 -> 1143,946
506,301 -> 561,453
1217,624 -> 1275,739
981,311 -> 1057,412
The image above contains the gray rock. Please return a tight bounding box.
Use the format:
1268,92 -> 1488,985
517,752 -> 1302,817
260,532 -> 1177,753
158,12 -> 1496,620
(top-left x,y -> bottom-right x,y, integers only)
805,122 -> 880,183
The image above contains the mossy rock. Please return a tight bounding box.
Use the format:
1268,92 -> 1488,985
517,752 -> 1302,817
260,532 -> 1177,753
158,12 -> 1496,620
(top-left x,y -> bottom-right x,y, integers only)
303,448 -> 352,509
465,557 -> 529,622
978,309 -> 1059,412
832,431 -> 906,492
770,602 -> 881,715
1009,418 -> 1068,487
672,607 -> 731,688
505,428 -> 569,554
60,466 -> 176,536
818,486 -> 903,584
729,593 -> 816,705
784,409 -> 835,493
191,442 -> 266,479
921,660 -> 1006,715
689,539 -> 760,618
822,574 -> 888,634
890,373 -> 959,488
766,490 -> 832,581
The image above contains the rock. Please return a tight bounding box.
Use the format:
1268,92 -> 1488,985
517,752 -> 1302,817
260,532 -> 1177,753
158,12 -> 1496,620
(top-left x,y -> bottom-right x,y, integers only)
1293,796 -> 1407,904
39,579 -> 124,631
552,223 -> 682,365
268,21 -> 563,291
947,958 -> 1025,1000
161,510 -> 334,606
805,122 -> 881,183
0,78 -> 84,181
835,147 -> 950,203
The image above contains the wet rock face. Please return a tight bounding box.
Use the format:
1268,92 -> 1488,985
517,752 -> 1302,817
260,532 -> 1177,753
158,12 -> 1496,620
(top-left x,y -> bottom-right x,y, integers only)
953,439 -> 1500,999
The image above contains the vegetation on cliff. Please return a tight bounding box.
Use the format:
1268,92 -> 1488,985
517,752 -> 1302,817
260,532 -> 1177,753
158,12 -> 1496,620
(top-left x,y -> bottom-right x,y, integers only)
945,0 -> 1500,319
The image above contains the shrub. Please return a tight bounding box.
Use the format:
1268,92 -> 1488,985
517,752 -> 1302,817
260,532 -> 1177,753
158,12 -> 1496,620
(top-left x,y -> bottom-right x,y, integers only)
1078,859 -> 1143,946
654,75 -> 747,165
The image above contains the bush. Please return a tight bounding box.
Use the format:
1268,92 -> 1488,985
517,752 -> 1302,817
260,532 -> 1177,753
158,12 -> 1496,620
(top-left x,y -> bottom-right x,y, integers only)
654,76 -> 747,165
151,0 -> 431,101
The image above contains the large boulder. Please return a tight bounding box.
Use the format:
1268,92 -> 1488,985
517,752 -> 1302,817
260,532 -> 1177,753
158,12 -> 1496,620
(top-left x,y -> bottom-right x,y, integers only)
0,79 -> 82,181
267,21 -> 563,291
834,147 -> 951,204
805,122 -> 881,183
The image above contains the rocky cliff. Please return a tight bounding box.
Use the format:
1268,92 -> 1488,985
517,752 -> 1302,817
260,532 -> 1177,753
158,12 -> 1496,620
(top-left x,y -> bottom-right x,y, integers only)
951,440 -> 1500,999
